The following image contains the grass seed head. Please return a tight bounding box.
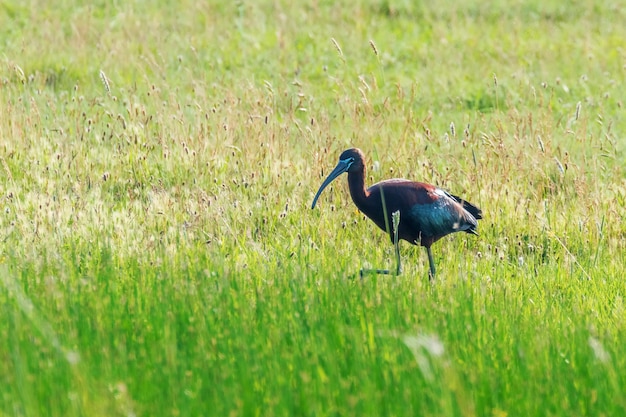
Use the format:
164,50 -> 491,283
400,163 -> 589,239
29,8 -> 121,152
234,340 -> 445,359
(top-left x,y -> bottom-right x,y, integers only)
537,136 -> 545,152
331,38 -> 345,61
554,157 -> 565,175
99,70 -> 111,94
369,39 -> 379,57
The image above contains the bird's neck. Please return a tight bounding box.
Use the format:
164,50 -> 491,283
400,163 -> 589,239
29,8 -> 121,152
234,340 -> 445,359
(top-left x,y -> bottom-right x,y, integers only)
347,170 -> 369,207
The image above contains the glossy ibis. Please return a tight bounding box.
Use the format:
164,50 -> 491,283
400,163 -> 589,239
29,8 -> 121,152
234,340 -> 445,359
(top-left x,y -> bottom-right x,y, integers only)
311,148 -> 482,279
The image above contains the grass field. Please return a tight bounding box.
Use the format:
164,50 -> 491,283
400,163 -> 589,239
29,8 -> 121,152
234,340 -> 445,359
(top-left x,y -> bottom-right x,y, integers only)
1,0 -> 626,415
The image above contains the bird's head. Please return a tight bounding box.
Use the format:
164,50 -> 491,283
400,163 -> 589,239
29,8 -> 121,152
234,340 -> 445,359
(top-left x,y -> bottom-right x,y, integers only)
311,148 -> 365,209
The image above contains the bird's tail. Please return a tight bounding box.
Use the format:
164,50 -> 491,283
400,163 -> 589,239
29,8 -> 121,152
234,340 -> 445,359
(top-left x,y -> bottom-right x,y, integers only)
450,194 -> 483,220
450,194 -> 483,236
461,200 -> 483,220
450,194 -> 482,220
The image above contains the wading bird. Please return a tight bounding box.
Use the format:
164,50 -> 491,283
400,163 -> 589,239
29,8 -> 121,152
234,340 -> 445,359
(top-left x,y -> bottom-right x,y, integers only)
311,148 -> 482,279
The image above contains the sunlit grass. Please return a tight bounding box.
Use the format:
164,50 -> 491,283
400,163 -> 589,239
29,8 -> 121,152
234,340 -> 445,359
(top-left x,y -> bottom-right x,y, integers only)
1,0 -> 626,416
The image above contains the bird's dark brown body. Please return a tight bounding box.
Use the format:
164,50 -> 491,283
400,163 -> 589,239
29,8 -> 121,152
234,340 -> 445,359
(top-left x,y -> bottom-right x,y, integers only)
349,176 -> 482,247
311,148 -> 482,278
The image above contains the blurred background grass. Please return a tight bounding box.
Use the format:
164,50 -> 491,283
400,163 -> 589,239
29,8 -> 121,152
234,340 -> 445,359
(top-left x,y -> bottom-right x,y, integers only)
1,0 -> 625,416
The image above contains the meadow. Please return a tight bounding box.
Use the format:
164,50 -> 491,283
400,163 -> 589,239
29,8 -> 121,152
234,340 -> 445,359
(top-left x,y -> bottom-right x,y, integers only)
1,0 -> 625,415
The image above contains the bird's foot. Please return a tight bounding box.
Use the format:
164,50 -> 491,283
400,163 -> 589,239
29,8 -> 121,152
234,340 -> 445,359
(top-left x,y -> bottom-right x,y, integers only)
359,268 -> 397,279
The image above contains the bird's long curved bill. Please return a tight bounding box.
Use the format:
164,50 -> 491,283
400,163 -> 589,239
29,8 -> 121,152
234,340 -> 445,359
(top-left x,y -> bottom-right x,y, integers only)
311,161 -> 350,209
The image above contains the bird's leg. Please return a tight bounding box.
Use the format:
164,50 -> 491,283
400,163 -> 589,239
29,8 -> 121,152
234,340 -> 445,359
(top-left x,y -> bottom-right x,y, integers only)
392,211 -> 402,275
360,237 -> 402,277
426,246 -> 436,280
359,211 -> 402,278
394,239 -> 402,275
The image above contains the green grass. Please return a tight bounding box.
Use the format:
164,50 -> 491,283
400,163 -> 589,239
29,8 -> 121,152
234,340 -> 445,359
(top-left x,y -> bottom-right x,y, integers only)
1,0 -> 626,415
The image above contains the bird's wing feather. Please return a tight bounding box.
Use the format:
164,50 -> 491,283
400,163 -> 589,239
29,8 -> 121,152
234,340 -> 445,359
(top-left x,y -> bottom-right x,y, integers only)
362,180 -> 480,244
